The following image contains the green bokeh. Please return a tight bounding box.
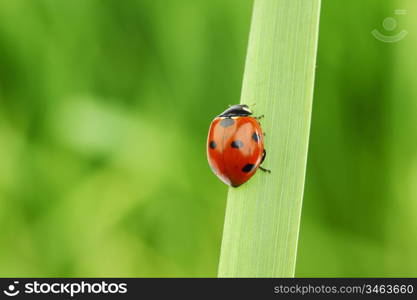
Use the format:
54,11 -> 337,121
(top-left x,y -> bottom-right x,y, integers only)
0,0 -> 416,277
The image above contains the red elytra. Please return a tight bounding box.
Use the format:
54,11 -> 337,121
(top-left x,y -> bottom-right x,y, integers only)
207,104 -> 267,187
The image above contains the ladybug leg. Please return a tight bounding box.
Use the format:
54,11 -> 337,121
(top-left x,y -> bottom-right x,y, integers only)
259,166 -> 271,173
259,150 -> 271,173
254,114 -> 264,120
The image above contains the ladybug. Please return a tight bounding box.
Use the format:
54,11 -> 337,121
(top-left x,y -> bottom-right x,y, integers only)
207,104 -> 270,187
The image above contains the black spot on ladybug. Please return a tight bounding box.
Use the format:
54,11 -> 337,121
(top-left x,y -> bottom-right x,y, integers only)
220,118 -> 235,127
209,141 -> 217,149
252,132 -> 259,142
242,164 -> 255,173
231,140 -> 244,149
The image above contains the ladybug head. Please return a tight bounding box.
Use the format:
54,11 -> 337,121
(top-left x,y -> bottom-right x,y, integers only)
218,104 -> 253,117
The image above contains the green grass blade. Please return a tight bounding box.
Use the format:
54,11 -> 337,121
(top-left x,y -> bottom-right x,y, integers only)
218,0 -> 321,277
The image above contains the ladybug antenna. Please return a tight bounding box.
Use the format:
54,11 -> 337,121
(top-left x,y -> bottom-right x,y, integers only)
247,103 -> 256,108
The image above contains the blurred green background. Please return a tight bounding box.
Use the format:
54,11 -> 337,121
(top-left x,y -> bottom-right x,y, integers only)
0,0 -> 416,277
